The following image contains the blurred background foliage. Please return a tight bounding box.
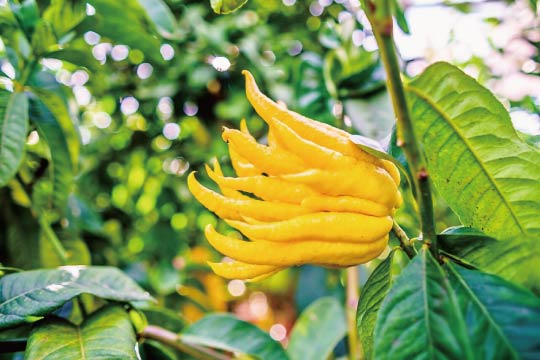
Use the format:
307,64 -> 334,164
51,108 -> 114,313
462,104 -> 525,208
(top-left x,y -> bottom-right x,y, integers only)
0,0 -> 539,358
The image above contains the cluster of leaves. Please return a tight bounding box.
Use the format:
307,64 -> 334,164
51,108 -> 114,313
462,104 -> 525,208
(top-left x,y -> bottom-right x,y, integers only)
1,0 -> 539,359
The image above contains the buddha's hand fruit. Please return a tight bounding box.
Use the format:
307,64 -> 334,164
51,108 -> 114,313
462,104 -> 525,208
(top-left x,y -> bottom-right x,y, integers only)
187,70 -> 401,281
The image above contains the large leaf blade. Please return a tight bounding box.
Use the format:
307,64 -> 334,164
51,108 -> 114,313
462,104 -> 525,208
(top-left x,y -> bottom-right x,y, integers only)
438,227 -> 538,290
28,96 -> 73,212
356,249 -> 406,359
181,313 -> 288,360
447,263 -> 540,359
373,248 -> 473,359
25,305 -> 138,359
406,62 -> 540,241
0,91 -> 28,187
0,266 -> 152,329
137,0 -> 179,39
287,297 -> 346,360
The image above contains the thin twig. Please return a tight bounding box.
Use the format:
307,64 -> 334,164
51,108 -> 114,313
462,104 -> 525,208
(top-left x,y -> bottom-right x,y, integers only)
391,221 -> 415,259
346,267 -> 361,360
140,325 -> 231,360
363,0 -> 439,258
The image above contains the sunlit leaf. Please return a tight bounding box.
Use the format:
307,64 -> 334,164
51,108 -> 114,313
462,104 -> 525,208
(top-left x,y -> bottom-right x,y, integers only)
0,91 -> 28,187
406,62 -> 540,241
288,297 -> 346,360
0,266 -> 152,329
25,305 -> 138,359
137,0 -> 179,39
210,0 -> 249,14
43,0 -> 86,38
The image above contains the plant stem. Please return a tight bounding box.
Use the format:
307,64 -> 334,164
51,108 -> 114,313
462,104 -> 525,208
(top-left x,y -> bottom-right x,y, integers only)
38,217 -> 69,265
140,325 -> 231,360
346,266 -> 361,360
391,221 -> 415,259
363,0 -> 438,257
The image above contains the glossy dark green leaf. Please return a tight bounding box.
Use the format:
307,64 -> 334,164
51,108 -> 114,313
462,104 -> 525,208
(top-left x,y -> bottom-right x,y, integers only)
28,97 -> 73,213
30,87 -> 80,170
210,0 -> 249,14
447,263 -> 540,359
288,297 -> 346,360
86,0 -> 163,64
373,248 -> 473,359
137,0 -> 179,39
25,305 -> 138,359
142,307 -> 186,333
43,0 -> 86,38
438,227 -> 537,290
357,249 -> 406,359
406,62 -> 540,242
0,266 -> 152,329
181,313 -> 288,360
0,91 -> 28,187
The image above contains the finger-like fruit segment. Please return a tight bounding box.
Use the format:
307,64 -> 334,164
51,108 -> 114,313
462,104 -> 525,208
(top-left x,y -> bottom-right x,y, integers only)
242,70 -> 382,166
223,128 -> 308,175
281,168 -> 399,207
209,159 -> 248,200
301,195 -> 391,217
225,212 -> 393,243
205,225 -> 387,266
206,163 -> 317,204
208,261 -> 282,280
187,172 -> 312,221
229,144 -> 261,177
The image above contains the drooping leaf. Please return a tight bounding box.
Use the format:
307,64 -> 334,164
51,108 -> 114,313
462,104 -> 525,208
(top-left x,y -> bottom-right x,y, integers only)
447,263 -> 540,359
25,305 -> 139,359
391,0 -> 410,34
0,91 -> 28,187
30,87 -> 80,170
28,96 -> 73,213
210,0 -> 249,14
43,0 -> 87,38
356,249 -> 407,359
438,227 -> 537,290
406,62 -> 540,242
137,0 -> 179,39
287,297 -> 346,360
0,266 -> 152,329
181,313 -> 288,360
85,0 -> 163,64
373,248 -> 473,359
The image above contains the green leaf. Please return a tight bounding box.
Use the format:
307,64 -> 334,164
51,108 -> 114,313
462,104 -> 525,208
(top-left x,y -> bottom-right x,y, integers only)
406,62 -> 540,242
137,0 -> 179,39
44,48 -> 100,72
86,0 -> 163,64
438,227 -> 538,290
210,0 -> 249,14
447,263 -> 540,359
287,297 -> 346,360
356,249 -> 406,359
181,313 -> 288,360
43,0 -> 87,38
0,91 -> 28,187
391,0 -> 410,34
9,0 -> 39,38
0,266 -> 152,329
30,20 -> 56,56
373,248 -> 473,359
25,305 -> 139,359
30,87 -> 80,170
28,96 -> 73,213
